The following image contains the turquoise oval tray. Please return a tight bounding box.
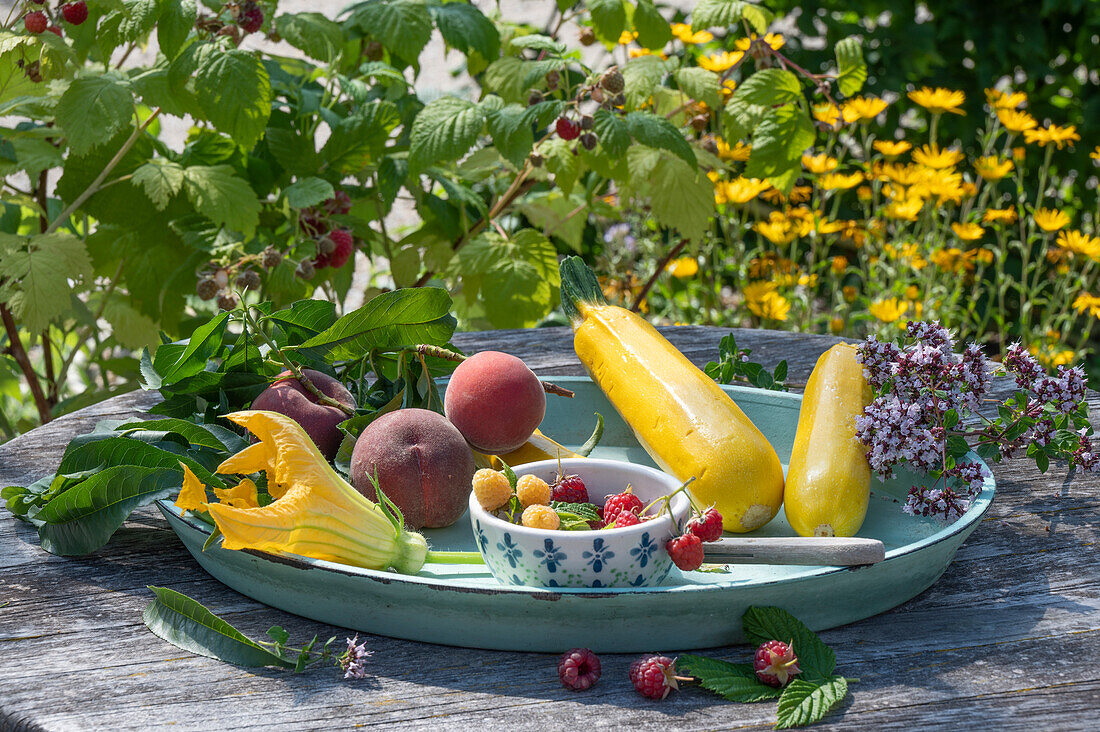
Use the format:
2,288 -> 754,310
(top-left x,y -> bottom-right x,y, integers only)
158,377 -> 995,652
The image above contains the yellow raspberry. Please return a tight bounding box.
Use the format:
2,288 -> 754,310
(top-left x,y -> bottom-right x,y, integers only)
472,468 -> 512,511
516,474 -> 551,508
521,504 -> 560,530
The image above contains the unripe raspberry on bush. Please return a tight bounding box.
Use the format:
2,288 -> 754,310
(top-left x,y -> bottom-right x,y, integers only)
600,67 -> 624,94
295,259 -> 315,280
364,40 -> 384,61
578,27 -> 596,46
580,132 -> 598,150
216,292 -> 238,311
235,269 -> 261,291
690,114 -> 709,132
262,246 -> 283,268
196,278 -> 219,301
61,1 -> 87,25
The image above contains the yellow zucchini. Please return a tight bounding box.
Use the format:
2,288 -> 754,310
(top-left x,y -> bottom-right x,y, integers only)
784,343 -> 873,537
559,257 -> 784,532
479,429 -> 582,470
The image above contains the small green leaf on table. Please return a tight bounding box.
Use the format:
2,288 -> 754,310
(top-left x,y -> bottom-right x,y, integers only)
742,606 -> 836,679
678,654 -> 783,702
776,676 -> 849,728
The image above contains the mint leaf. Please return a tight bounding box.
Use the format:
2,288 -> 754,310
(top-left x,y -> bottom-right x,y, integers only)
742,607 -> 836,680
679,654 -> 783,702
775,676 -> 848,728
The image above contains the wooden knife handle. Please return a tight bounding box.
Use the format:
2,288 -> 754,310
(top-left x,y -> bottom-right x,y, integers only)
702,537 -> 886,566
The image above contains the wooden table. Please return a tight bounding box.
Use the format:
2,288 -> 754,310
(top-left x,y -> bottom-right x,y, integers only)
2,327 -> 1098,730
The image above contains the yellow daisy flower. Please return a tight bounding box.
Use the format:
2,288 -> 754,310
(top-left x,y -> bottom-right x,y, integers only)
869,298 -> 908,324
698,51 -> 744,72
748,291 -> 791,321
801,153 -> 839,174
884,197 -> 924,221
830,255 -> 848,274
1056,230 -> 1100,260
1091,146 -> 1100,162
721,177 -> 771,204
841,96 -> 889,121
618,30 -> 638,45
973,156 -> 1014,181
997,108 -> 1038,133
873,140 -> 912,158
1072,293 -> 1100,318
818,172 -> 863,190
665,257 -> 699,278
908,87 -> 966,115
912,144 -> 965,169
733,33 -> 785,51
985,88 -> 1027,110
716,138 -> 752,162
842,285 -> 858,302
1024,124 -> 1081,149
812,102 -> 841,128
671,23 -> 713,44
1033,208 -> 1070,233
982,207 -> 1017,225
951,222 -> 985,242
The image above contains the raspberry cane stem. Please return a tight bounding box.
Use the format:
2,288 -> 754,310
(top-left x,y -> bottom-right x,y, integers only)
415,344 -> 575,398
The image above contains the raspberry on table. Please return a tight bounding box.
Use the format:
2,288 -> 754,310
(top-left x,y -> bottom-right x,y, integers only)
630,655 -> 678,700
687,508 -> 724,542
666,533 -> 704,571
472,468 -> 512,511
551,474 -> 588,504
521,504 -> 560,530
753,640 -> 801,687
516,474 -> 551,508
603,488 -> 644,525
558,648 -> 601,691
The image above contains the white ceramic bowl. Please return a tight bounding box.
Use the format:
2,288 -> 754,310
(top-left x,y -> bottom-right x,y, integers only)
468,458 -> 691,589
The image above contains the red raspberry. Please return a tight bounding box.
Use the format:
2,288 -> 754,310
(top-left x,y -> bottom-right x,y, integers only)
631,655 -> 678,700
666,533 -> 704,571
61,1 -> 87,25
555,117 -> 581,141
603,489 -> 644,525
47,25 -> 62,36
238,6 -> 263,33
324,190 -> 353,215
551,474 -> 588,504
611,510 -> 640,528
325,230 -> 354,268
687,508 -> 724,542
299,212 -> 328,237
753,640 -> 801,687
24,11 -> 48,33
558,647 -> 601,691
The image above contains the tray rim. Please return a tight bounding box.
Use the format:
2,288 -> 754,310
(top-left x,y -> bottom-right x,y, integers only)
157,377 -> 996,598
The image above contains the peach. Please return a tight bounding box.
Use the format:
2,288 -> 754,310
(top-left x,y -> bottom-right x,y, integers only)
250,369 -> 355,460
350,408 -> 476,529
443,351 -> 546,454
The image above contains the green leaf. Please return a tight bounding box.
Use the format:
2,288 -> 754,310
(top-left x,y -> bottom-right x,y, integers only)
431,2 -> 499,59
722,99 -> 768,140
509,34 -> 566,55
943,409 -> 960,430
515,190 -> 587,252
742,606 -> 836,679
193,47 -> 272,149
541,136 -> 583,196
55,74 -> 134,155
275,12 -> 344,63
182,165 -> 261,237
143,587 -> 294,668
36,466 -> 178,555
675,67 -> 721,108
592,109 -> 631,157
265,126 -> 320,176
455,229 -> 559,329
732,68 -> 802,107
347,0 -> 433,63
408,96 -> 485,172
0,232 -> 93,333
101,299 -> 160,350
132,159 -> 185,210
632,0 -> 673,49
284,177 -> 335,209
321,100 -> 400,174
776,676 -> 848,728
624,111 -> 695,167
588,0 -> 627,42
692,0 -> 773,34
631,150 -> 713,241
158,0 -> 196,60
119,0 -> 161,42
156,310 -> 229,385
621,55 -> 674,111
486,106 -> 534,168
744,105 -> 815,193
482,56 -> 528,105
834,37 -> 867,97
946,435 -> 971,457
293,288 -> 456,361
577,413 -> 604,457
678,654 -> 784,702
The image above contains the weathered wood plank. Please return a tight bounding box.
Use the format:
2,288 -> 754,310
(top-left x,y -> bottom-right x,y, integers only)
1,327 -> 1098,731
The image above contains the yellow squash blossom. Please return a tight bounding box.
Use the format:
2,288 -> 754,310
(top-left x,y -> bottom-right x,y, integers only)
1033,208 -> 1070,232
818,172 -> 863,190
908,87 -> 966,115
841,96 -> 889,121
1024,124 -> 1081,149
983,207 -> 1017,224
1056,230 -> 1100,259
997,109 -> 1038,133
974,156 -> 1013,181
671,23 -> 713,44
869,298 -> 908,323
699,51 -> 743,72
912,144 -> 965,169
873,140 -> 912,158
812,102 -> 841,128
213,478 -> 261,509
802,153 -> 839,174
666,257 -> 700,278
985,88 -> 1027,110
175,466 -> 209,514
716,138 -> 752,161
734,33 -> 784,51
951,222 -> 985,242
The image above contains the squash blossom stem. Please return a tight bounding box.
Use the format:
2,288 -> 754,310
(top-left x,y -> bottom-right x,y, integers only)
425,551 -> 485,564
